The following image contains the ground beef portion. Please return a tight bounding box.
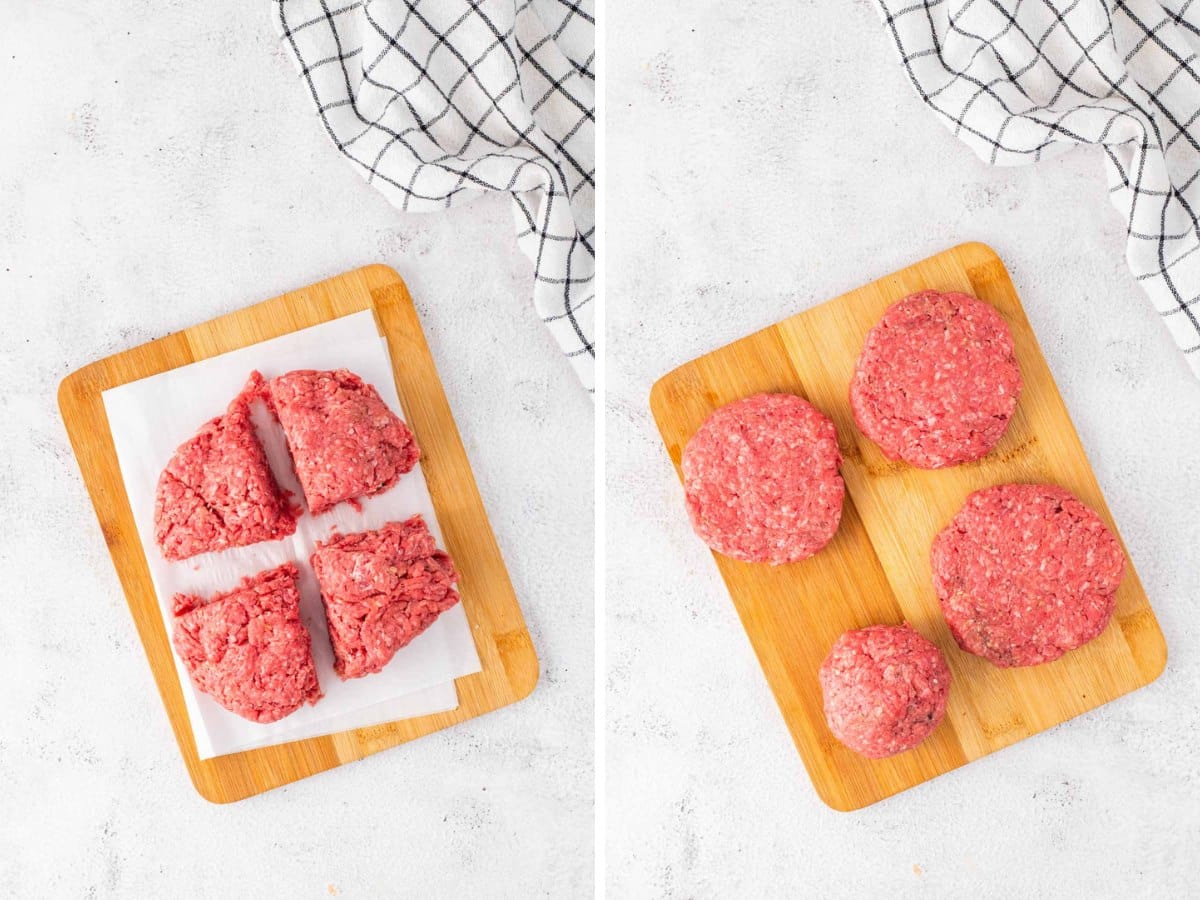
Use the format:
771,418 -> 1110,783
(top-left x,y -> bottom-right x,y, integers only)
171,563 -> 322,723
819,624 -> 952,759
850,290 -> 1022,469
154,385 -> 298,561
931,483 -> 1125,668
311,515 -> 460,679
256,369 -> 419,515
681,393 -> 844,565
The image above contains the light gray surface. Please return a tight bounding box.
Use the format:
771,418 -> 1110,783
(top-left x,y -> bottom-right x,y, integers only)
0,4 -> 592,898
607,1 -> 1200,897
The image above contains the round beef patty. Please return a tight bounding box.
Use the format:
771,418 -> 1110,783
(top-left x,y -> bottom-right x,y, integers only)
931,483 -> 1125,668
682,393 -> 844,565
819,624 -> 951,759
850,290 -> 1021,469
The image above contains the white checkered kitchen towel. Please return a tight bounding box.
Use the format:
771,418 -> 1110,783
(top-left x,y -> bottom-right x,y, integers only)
877,0 -> 1200,376
275,0 -> 595,390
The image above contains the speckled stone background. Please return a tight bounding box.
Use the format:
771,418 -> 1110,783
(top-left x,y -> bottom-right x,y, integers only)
0,3 -> 592,897
607,0 -> 1200,896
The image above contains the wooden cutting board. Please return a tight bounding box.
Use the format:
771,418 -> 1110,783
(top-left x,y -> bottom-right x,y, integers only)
59,265 -> 538,803
650,242 -> 1167,812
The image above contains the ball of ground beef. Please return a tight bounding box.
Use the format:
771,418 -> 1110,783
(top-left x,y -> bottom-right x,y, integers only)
819,624 -> 952,759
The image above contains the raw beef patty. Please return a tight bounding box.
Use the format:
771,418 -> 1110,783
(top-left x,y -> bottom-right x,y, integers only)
820,624 -> 951,759
154,384 -> 297,561
258,369 -> 419,515
931,483 -> 1125,668
681,393 -> 844,565
311,515 -> 460,679
172,563 -> 322,723
850,290 -> 1022,469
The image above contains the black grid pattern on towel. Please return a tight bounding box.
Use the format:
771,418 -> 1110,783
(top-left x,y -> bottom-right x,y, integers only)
876,0 -> 1200,374
276,0 -> 595,390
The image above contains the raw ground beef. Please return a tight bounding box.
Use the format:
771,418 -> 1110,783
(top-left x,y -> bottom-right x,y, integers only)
171,562 -> 322,723
931,483 -> 1125,668
681,393 -> 844,565
154,384 -> 298,561
819,624 -> 951,759
850,290 -> 1022,469
310,515 -> 460,679
256,369 -> 419,515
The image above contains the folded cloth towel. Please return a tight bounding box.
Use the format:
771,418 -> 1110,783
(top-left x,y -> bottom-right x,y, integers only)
275,0 -> 595,390
876,0 -> 1200,377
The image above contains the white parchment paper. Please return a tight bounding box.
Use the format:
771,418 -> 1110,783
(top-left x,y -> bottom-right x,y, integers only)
102,311 -> 482,759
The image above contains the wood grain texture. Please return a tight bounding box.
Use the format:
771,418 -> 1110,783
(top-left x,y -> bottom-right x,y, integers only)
59,265 -> 538,803
649,242 -> 1166,812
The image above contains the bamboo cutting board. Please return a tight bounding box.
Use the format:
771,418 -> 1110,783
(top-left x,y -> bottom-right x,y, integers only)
59,265 -> 537,803
650,242 -> 1167,811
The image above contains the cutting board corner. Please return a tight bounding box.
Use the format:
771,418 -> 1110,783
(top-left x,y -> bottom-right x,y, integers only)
359,261 -> 406,286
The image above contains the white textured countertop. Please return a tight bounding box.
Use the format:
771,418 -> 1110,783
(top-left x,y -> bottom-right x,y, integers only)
607,0 -> 1200,896
0,3 -> 592,897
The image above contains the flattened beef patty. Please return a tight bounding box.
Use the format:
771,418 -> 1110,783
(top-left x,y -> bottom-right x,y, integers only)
850,290 -> 1021,469
681,393 -> 844,565
931,483 -> 1124,668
